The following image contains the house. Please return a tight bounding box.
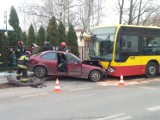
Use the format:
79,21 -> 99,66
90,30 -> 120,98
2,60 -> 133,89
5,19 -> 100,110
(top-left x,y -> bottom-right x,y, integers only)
76,29 -> 91,60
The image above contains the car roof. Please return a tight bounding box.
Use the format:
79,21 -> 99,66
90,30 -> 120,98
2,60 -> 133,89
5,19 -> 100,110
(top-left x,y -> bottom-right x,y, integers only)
41,50 -> 70,54
37,50 -> 81,61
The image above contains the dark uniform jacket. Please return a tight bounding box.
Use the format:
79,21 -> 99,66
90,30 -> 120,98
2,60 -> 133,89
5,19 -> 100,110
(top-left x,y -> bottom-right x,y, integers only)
13,45 -> 25,59
58,47 -> 69,52
17,53 -> 30,69
44,43 -> 53,51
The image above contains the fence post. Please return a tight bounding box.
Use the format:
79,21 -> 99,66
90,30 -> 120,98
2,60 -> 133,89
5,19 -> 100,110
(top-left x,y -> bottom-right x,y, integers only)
82,46 -> 84,60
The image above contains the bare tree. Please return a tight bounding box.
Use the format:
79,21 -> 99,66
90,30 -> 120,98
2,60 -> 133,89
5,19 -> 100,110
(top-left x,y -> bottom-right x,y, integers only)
93,0 -> 105,26
19,0 -> 105,32
142,5 -> 160,25
118,0 -> 125,24
116,0 -> 160,25
147,10 -> 160,26
75,0 -> 105,32
19,0 -> 78,29
128,0 -> 134,24
136,0 -> 142,25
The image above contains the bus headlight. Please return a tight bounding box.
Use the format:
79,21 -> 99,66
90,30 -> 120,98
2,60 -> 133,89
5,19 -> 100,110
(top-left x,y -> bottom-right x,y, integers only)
108,67 -> 114,73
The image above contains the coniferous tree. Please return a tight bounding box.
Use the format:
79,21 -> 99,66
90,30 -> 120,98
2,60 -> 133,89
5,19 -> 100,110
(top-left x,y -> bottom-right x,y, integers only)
67,24 -> 79,57
18,27 -> 23,40
8,6 -> 22,45
58,21 -> 67,44
46,16 -> 59,46
9,6 -> 19,29
37,26 -> 45,46
22,32 -> 27,45
2,35 -> 9,46
28,24 -> 36,47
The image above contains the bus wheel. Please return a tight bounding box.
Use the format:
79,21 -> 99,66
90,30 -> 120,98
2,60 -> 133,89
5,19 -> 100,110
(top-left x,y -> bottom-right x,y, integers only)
89,70 -> 102,82
145,62 -> 158,78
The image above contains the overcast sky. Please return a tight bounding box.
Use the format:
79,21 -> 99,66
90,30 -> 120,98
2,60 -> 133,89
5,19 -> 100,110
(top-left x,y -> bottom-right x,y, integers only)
0,0 -> 119,30
0,0 -> 20,30
0,0 -> 38,30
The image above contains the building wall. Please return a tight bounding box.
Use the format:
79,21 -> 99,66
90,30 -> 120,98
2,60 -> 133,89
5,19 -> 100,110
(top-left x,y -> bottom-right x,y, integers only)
76,31 -> 91,60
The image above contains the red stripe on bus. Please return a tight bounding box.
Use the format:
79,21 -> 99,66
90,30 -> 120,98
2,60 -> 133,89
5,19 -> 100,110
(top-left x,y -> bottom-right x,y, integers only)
108,65 -> 146,77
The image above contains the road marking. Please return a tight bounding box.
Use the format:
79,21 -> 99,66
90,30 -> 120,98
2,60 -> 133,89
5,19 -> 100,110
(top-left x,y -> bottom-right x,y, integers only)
147,106 -> 160,111
70,87 -> 92,91
21,92 -> 48,98
94,113 -> 132,120
141,87 -> 158,91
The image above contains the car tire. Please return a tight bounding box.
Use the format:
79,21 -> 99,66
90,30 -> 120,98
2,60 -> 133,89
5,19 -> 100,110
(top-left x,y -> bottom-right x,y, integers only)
34,66 -> 47,78
89,70 -> 102,82
145,61 -> 158,78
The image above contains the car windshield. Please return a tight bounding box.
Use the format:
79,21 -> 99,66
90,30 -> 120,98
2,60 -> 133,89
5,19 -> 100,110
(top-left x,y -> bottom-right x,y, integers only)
65,53 -> 82,63
89,27 -> 117,61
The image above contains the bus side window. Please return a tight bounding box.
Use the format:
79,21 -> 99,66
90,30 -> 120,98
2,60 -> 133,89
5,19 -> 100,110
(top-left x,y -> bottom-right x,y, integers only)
121,37 -> 126,47
120,36 -> 125,51
127,41 -> 131,48
143,36 -> 160,55
119,35 -> 129,61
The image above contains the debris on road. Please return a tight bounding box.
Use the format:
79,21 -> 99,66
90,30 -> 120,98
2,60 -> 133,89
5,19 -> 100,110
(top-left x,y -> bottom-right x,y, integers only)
6,75 -> 46,88
98,77 -> 160,86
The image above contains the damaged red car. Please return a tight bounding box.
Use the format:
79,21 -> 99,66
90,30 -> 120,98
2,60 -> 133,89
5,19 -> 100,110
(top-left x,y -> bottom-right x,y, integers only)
28,51 -> 106,82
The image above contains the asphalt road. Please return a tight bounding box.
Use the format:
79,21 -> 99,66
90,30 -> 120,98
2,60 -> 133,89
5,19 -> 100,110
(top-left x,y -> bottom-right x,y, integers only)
0,76 -> 160,120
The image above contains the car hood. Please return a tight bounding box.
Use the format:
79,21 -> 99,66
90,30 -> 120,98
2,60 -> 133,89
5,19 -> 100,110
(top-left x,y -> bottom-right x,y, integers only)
81,60 -> 103,68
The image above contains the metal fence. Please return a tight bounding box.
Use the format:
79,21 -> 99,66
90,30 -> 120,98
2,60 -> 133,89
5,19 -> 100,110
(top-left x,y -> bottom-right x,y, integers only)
77,46 -> 89,60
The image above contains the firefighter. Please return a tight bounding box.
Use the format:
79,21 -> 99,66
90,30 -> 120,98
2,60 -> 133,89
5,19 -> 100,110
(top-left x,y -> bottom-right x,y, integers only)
13,40 -> 26,60
58,53 -> 67,72
16,51 -> 31,83
10,51 -> 17,68
58,42 -> 69,52
44,41 -> 54,51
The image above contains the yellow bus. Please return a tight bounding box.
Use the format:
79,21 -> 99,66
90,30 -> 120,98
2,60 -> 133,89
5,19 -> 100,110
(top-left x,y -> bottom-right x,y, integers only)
88,24 -> 160,77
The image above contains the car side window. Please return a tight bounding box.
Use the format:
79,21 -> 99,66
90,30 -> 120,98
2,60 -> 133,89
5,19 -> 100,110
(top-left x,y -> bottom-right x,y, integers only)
65,54 -> 80,63
41,52 -> 57,60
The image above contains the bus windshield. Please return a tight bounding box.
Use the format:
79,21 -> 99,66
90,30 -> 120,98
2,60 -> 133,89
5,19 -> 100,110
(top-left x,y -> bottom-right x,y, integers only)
89,27 -> 117,61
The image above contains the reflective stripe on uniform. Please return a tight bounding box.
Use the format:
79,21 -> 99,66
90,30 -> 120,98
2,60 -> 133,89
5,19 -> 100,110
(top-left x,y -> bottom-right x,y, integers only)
21,78 -> 29,82
19,56 -> 25,60
25,57 -> 29,61
17,64 -> 27,69
16,74 -> 21,76
18,55 -> 29,61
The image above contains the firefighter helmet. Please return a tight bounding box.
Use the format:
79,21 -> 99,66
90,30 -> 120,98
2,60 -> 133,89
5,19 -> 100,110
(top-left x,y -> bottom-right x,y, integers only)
17,40 -> 23,46
60,42 -> 66,47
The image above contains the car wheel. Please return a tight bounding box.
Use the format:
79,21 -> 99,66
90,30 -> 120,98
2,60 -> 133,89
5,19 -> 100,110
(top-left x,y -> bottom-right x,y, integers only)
34,66 -> 47,78
89,70 -> 102,82
145,62 -> 158,78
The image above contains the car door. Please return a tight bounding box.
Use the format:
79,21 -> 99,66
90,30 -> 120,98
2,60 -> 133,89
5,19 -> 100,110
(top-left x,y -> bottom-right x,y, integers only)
65,54 -> 82,76
40,52 -> 58,75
